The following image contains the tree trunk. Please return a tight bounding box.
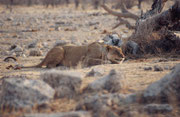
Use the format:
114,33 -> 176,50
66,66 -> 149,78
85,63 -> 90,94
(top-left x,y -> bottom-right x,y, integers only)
102,0 -> 180,55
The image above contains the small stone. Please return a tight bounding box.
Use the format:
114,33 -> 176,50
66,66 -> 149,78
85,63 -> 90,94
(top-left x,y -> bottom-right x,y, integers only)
6,17 -> 13,21
15,52 -> 24,57
22,54 -> 27,58
94,26 -> 98,29
88,21 -> 99,26
54,40 -> 67,46
28,42 -> 37,48
144,66 -> 152,71
164,66 -> 172,70
9,45 -> 17,51
55,26 -> 61,31
42,42 -> 48,48
29,49 -> 43,56
103,34 -> 123,47
11,45 -> 23,53
154,65 -> 163,71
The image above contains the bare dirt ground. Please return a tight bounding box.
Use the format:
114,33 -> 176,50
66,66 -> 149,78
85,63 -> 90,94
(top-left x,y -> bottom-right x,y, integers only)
0,2 -> 180,116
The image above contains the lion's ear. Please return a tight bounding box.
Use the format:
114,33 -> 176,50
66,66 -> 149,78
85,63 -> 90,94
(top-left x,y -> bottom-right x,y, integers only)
106,45 -> 111,51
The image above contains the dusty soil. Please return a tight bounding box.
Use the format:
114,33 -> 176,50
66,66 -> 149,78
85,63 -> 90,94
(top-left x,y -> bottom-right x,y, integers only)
0,2 -> 180,116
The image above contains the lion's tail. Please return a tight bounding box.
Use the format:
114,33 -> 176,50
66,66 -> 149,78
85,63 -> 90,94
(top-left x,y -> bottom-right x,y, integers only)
21,60 -> 44,68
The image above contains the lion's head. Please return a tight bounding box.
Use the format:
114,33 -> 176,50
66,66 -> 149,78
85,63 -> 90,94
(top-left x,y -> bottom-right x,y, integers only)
106,45 -> 125,61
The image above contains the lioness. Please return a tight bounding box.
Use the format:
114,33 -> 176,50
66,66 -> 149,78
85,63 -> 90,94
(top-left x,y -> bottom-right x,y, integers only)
5,42 -> 125,68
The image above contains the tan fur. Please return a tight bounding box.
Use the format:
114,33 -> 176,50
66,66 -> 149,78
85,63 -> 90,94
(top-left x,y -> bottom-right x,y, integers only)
23,42 -> 125,68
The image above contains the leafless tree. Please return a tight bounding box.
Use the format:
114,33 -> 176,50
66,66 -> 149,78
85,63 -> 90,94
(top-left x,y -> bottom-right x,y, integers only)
92,0 -> 100,9
74,0 -> 80,8
65,0 -> 70,6
27,0 -> 32,6
102,0 -> 180,55
4,0 -> 13,12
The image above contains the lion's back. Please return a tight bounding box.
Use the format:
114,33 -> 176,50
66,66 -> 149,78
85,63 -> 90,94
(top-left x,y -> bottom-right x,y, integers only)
62,45 -> 88,66
87,42 -> 105,58
43,46 -> 64,64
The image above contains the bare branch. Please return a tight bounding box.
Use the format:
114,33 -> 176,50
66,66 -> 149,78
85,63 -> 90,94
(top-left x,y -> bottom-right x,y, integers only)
101,4 -> 139,20
141,0 -> 168,19
113,18 -> 136,29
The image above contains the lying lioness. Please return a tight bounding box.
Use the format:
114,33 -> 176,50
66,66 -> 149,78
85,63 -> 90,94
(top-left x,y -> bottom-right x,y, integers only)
5,42 -> 125,68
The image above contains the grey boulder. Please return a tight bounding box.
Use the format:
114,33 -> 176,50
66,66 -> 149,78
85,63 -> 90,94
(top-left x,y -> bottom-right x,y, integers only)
85,69 -> 123,93
41,70 -> 83,98
0,77 -> 55,109
142,64 -> 180,103
24,111 -> 92,117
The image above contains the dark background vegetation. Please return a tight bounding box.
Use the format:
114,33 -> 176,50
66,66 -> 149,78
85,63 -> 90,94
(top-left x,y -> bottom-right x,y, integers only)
0,0 -> 147,10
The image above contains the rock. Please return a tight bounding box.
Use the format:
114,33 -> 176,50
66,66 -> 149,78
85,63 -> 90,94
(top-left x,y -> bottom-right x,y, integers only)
29,49 -> 43,56
76,94 -> 125,111
88,21 -> 99,26
55,21 -> 65,25
54,40 -> 67,46
15,52 -> 25,57
154,65 -> 164,71
144,66 -> 152,71
0,77 -> 55,109
9,45 -> 25,57
144,104 -> 173,114
9,44 -> 17,51
86,67 -> 105,77
55,26 -> 61,31
76,93 -> 136,111
64,27 -> 77,31
55,21 -> 72,27
86,69 -> 123,93
28,42 -> 37,48
54,86 -> 75,99
142,64 -> 180,103
42,42 -> 49,48
12,34 -> 19,38
125,41 -> 139,55
41,70 -> 83,98
24,111 -> 92,117
103,34 -> 123,47
77,93 -> 137,117
93,107 -> 119,117
6,17 -> 13,21
70,36 -> 81,45
124,93 -> 137,104
164,65 -> 172,70
12,45 -> 23,53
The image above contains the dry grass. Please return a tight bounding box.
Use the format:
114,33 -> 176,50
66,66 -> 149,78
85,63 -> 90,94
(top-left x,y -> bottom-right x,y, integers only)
0,3 -> 180,117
